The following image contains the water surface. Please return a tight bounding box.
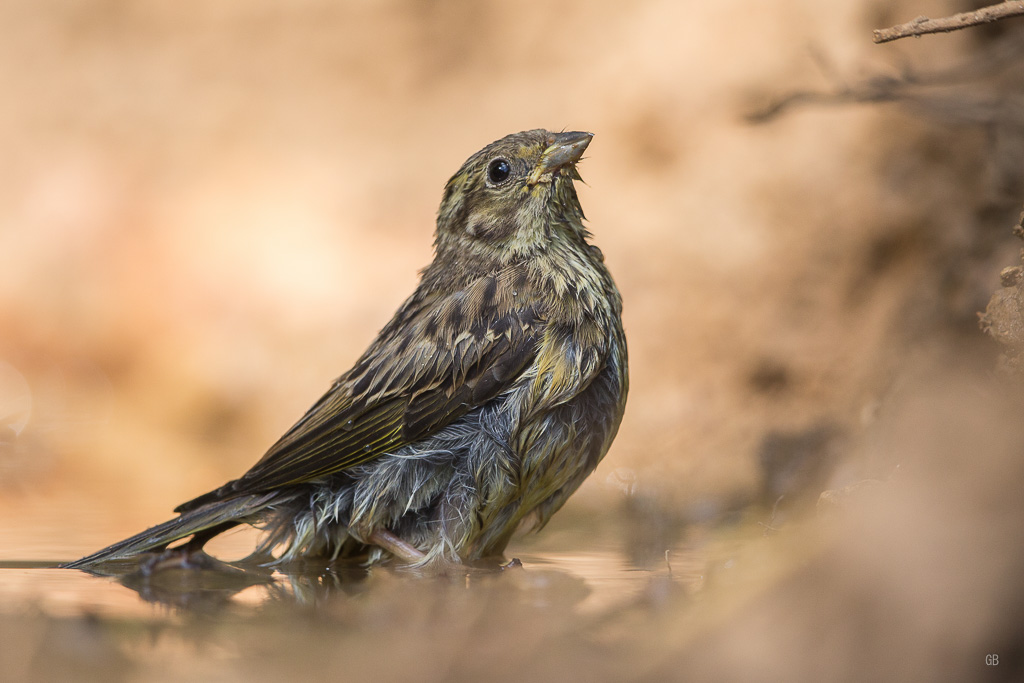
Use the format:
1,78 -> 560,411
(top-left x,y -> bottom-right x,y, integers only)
0,527 -> 727,682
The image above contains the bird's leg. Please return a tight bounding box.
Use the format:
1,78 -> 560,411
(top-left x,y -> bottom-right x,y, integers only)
368,528 -> 426,564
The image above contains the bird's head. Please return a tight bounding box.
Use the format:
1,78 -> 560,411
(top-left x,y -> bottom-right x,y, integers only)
434,129 -> 593,267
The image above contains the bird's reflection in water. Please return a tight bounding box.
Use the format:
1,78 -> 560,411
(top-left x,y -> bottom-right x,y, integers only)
76,553 -> 593,615
74,555 -> 279,612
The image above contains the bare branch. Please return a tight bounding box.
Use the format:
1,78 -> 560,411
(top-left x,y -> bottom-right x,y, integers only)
746,38 -> 1024,126
873,1 -> 1024,44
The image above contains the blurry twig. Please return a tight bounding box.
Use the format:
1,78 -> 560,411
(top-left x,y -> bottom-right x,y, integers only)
873,2 -> 1024,44
746,38 -> 1024,126
747,75 -> 908,123
758,495 -> 785,537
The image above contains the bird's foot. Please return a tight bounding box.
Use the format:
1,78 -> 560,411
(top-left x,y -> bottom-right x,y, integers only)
368,529 -> 426,565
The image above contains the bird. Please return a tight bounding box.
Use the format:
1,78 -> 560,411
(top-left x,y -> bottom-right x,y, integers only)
63,129 -> 628,570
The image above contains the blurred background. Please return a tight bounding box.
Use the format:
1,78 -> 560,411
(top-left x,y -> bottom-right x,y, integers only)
2,0 -> 1024,681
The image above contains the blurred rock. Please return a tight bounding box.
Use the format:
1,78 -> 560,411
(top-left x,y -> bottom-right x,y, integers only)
758,422 -> 844,513
980,208 -> 1024,375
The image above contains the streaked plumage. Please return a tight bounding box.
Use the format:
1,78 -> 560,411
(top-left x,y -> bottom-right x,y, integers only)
64,129 -> 628,569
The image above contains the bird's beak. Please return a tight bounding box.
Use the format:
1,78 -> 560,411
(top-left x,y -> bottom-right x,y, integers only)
529,131 -> 593,184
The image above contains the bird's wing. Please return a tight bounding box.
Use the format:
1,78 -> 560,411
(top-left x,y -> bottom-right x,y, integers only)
175,273 -> 542,512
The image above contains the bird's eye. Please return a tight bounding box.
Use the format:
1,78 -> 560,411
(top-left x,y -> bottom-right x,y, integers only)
486,158 -> 512,185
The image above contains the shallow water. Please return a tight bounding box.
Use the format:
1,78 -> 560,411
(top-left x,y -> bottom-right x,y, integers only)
0,528 -> 720,682
0,545 -> 703,618
5,485 -> 1011,683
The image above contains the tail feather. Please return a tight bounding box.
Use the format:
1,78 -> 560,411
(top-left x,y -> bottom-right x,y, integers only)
61,493 -> 277,569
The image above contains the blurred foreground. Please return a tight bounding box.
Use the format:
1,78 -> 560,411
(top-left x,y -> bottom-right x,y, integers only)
3,1 -> 1024,681
5,357 -> 1024,682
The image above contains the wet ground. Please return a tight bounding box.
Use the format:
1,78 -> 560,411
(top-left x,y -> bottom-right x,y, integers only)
0,532 -> 706,619
0,516 -> 730,682
4,407 -> 1022,683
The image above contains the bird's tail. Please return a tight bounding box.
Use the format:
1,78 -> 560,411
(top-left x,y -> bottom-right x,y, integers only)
61,493 -> 278,569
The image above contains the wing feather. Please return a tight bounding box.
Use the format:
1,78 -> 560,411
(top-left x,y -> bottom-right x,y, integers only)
175,273 -> 542,513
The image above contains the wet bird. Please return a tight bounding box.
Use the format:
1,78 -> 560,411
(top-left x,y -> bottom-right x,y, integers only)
64,129 -> 628,569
